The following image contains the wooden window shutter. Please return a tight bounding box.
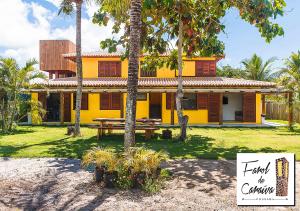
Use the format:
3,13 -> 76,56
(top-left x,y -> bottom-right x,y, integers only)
166,93 -> 171,109
111,93 -> 121,110
73,93 -> 88,110
197,93 -> 208,109
81,93 -> 88,110
196,61 -> 216,77
208,93 -> 220,122
99,61 -> 121,77
208,61 -> 216,76
166,93 -> 176,110
100,93 -> 110,110
98,62 -> 105,77
243,93 -> 256,122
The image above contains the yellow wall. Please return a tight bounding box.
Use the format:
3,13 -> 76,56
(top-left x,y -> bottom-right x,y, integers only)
82,57 -> 217,79
70,93 -> 121,123
256,93 -> 262,124
123,93 -> 149,119
161,93 -> 208,124
69,93 -> 149,124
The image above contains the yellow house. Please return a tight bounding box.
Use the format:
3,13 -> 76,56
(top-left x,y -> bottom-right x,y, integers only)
31,40 -> 280,125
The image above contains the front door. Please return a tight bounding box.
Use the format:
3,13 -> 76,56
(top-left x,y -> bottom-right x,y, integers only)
149,93 -> 162,119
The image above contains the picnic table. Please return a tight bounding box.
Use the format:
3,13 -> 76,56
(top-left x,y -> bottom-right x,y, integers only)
90,118 -> 161,140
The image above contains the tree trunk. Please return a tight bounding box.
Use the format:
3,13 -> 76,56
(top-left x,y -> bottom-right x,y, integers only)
74,2 -> 83,137
124,0 -> 142,150
176,18 -> 188,141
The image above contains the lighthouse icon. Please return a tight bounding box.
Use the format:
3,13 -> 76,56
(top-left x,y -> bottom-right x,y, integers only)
276,157 -> 289,196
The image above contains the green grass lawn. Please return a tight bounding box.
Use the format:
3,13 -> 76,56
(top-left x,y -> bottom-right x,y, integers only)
0,122 -> 299,160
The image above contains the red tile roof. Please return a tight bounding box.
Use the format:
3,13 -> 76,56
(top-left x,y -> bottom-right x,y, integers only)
38,77 -> 276,88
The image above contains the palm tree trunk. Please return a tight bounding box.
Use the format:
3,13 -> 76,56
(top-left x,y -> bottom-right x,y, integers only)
176,18 -> 188,141
124,0 -> 142,150
74,1 -> 83,136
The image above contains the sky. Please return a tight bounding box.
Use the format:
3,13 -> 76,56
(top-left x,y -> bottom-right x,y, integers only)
0,0 -> 299,69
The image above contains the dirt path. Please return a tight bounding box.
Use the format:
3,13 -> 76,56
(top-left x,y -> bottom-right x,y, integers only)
0,158 -> 298,211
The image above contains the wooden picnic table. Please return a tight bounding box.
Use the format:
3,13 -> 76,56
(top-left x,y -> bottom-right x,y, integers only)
91,118 -> 161,140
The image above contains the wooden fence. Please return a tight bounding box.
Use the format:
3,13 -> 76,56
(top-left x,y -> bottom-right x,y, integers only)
266,102 -> 300,123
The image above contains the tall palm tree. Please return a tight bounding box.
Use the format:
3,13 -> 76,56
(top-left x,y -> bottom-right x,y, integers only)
279,51 -> 300,99
96,0 -> 142,149
242,54 -> 276,81
124,0 -> 142,149
59,0 -> 83,136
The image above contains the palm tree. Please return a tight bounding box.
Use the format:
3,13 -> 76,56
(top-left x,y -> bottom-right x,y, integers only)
242,54 -> 276,81
59,0 -> 83,136
124,0 -> 142,149
0,58 -> 46,132
279,51 -> 300,99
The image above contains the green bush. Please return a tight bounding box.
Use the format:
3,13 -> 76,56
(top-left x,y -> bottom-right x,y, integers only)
81,147 -> 169,192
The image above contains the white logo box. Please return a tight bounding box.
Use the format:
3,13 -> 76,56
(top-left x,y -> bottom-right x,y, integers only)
237,153 -> 295,206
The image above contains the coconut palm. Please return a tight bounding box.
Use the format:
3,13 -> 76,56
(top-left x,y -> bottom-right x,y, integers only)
0,58 -> 46,132
99,0 -> 142,149
279,51 -> 300,99
123,0 -> 142,149
242,54 -> 276,81
59,0 -> 84,136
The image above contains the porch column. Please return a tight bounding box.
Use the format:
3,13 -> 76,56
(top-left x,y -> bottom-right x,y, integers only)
262,94 -> 266,114
60,92 -> 64,125
171,93 -> 175,125
288,92 -> 294,128
219,93 -> 223,125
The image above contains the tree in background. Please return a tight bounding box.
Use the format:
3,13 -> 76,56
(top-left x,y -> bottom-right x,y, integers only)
95,0 -> 286,141
279,51 -> 300,100
217,65 -> 246,79
242,54 -> 277,81
59,0 -> 85,137
0,58 -> 46,133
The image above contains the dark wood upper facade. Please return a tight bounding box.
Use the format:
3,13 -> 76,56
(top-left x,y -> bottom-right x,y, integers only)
40,40 -> 76,78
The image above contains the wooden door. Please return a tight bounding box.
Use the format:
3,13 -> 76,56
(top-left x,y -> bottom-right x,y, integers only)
243,93 -> 256,122
64,93 -> 71,122
208,93 -> 220,122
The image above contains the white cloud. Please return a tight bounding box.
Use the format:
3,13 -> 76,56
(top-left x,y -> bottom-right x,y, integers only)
0,0 -> 120,66
45,0 -> 61,7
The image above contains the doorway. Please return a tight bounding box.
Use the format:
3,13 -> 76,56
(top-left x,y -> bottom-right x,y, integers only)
46,93 -> 60,122
149,93 -> 162,119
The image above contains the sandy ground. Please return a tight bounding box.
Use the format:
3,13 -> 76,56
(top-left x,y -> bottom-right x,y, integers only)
0,158 -> 298,211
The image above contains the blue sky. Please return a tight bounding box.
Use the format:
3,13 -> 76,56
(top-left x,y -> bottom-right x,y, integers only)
0,0 -> 299,69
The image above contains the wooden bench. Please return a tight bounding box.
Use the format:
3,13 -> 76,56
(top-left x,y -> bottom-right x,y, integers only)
89,125 -> 158,140
90,118 -> 161,140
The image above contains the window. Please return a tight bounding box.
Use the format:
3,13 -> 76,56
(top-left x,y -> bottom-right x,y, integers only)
197,93 -> 208,109
140,62 -> 157,77
100,93 -> 122,110
137,93 -> 147,101
182,93 -> 197,110
223,96 -> 229,105
98,61 -> 121,77
166,93 -> 198,110
73,93 -> 88,110
195,61 -> 216,77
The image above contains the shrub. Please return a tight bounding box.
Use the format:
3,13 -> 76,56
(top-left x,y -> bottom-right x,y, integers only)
124,147 -> 169,176
81,147 -> 169,192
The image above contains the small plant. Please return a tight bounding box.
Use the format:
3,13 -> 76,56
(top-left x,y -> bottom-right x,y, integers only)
81,147 -> 169,192
82,147 -> 118,185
